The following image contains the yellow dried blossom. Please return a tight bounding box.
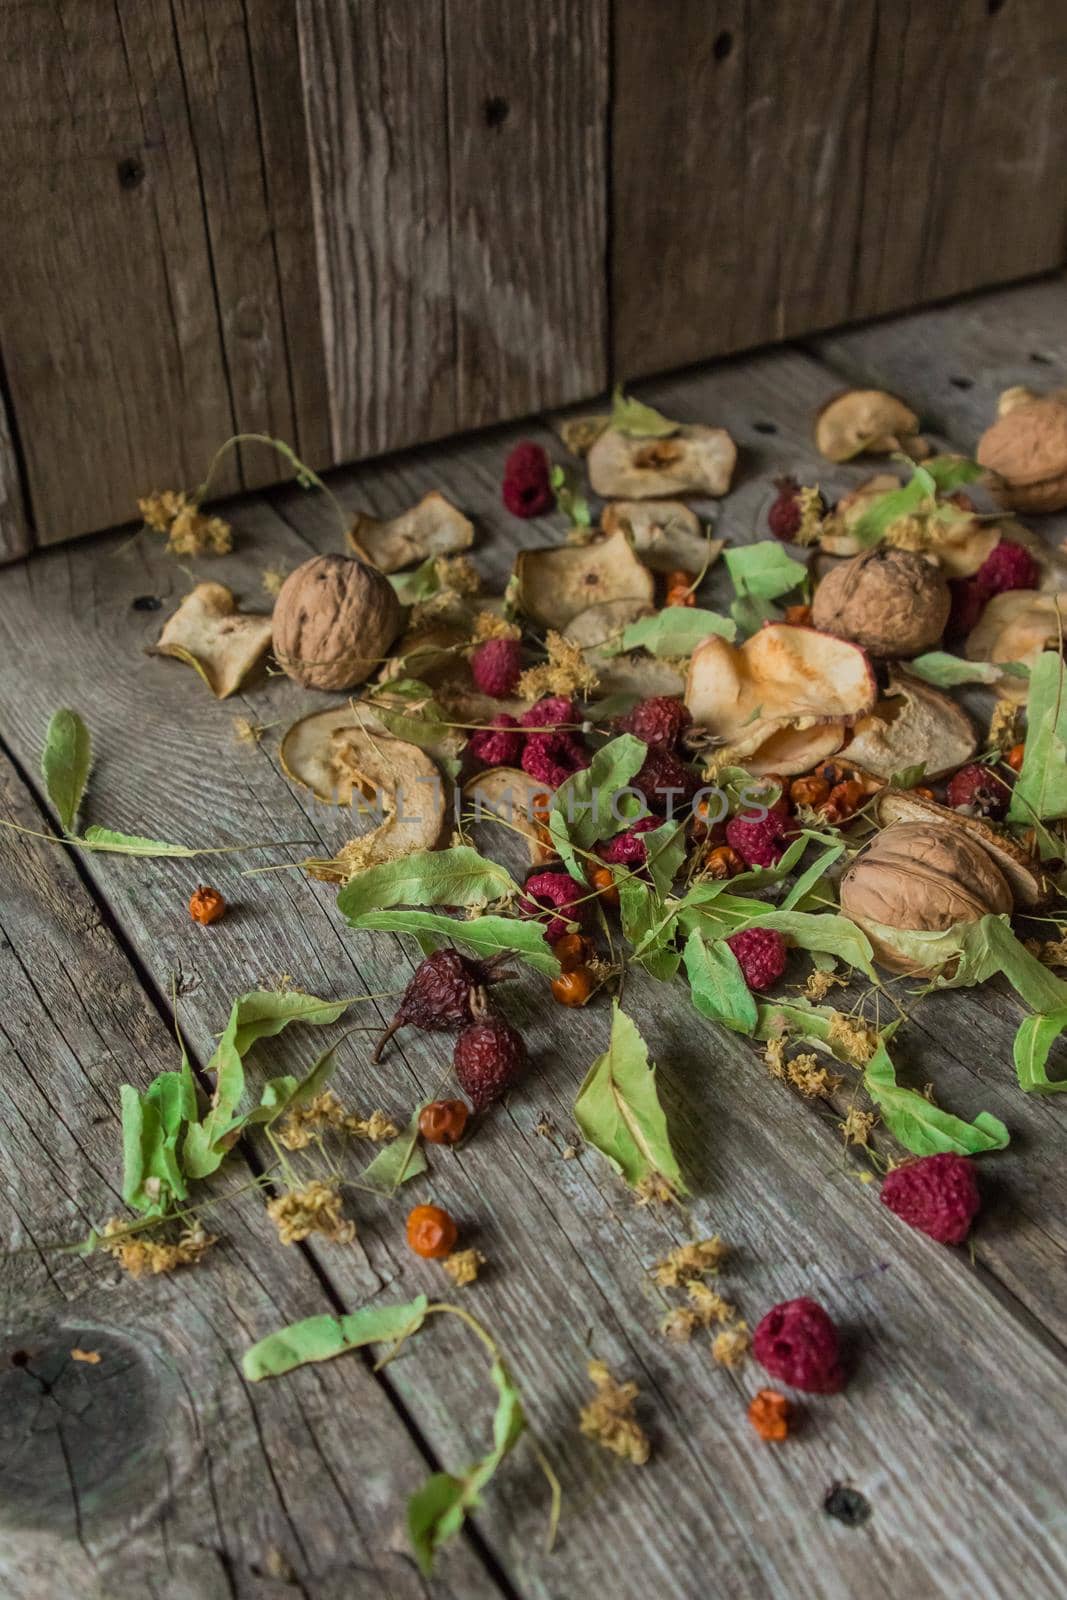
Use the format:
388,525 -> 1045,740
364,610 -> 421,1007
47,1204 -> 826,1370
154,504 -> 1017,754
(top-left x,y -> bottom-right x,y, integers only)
651,1236 -> 728,1288
232,716 -> 267,744
794,485 -> 827,546
166,503 -> 233,557
102,1218 -> 216,1279
266,1181 -> 355,1245
764,1037 -> 788,1081
786,1052 -> 843,1100
518,631 -> 599,702
262,565 -> 287,597
435,555 -> 481,597
661,1307 -> 700,1342
989,698 -> 1022,752
711,1322 -> 750,1368
442,1248 -> 486,1287
803,967 -> 847,1002
634,1173 -> 678,1207
472,609 -> 521,643
138,489 -> 188,532
839,1106 -> 878,1148
1025,936 -> 1067,970
826,1012 -> 878,1066
883,514 -> 927,552
579,1360 -> 650,1465
277,1091 -> 398,1151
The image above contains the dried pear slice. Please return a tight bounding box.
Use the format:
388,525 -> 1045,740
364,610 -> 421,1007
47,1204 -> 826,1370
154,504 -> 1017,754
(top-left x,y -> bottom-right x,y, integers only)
588,425 -> 737,499
563,598 -> 655,650
156,582 -> 273,698
841,671 -> 976,782
463,767 -> 555,866
965,590 -> 1067,702
686,624 -> 876,733
874,788 -> 1049,909
347,491 -> 474,573
515,530 -> 655,630
814,390 -> 924,463
586,650 -> 686,702
601,499 -> 723,574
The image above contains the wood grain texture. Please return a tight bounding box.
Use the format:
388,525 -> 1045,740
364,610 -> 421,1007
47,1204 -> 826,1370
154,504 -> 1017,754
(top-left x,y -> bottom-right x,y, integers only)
0,752 -> 497,1600
0,0 -> 240,542
0,385 -> 31,562
5,298 -> 1067,1591
443,0 -> 609,426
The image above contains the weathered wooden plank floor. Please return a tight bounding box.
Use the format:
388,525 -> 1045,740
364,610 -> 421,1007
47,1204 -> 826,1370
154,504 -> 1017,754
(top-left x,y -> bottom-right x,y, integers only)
1,274 -> 1066,1600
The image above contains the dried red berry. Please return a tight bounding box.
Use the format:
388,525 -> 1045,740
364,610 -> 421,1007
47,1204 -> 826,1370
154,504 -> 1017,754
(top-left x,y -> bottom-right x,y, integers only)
748,1388 -> 791,1441
615,696 -> 692,751
880,1152 -> 979,1245
633,745 -> 699,813
725,812 -> 791,868
407,1203 -> 458,1259
471,637 -> 522,698
947,575 -> 989,638
753,1298 -> 844,1394
468,714 -> 523,767
188,885 -> 226,925
726,927 -> 787,991
373,949 -> 513,1062
520,696 -> 576,732
418,1099 -> 469,1145
976,538 -> 1040,596
502,442 -> 553,518
945,762 -> 1011,819
597,814 -> 660,865
521,732 -> 589,789
454,1016 -> 528,1110
767,476 -> 802,540
519,870 -> 587,944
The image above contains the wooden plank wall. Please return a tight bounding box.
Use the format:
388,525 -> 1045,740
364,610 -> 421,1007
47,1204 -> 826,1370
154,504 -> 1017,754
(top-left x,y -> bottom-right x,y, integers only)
1,0 -> 1065,555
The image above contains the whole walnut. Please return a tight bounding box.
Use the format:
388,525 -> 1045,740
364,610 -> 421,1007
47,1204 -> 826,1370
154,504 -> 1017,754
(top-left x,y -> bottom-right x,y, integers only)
811,547 -> 949,658
840,821 -> 1012,973
272,554 -> 403,691
976,392 -> 1067,513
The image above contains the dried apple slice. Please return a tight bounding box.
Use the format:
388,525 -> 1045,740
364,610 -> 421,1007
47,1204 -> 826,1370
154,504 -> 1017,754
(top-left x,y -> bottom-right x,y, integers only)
729,720 -> 846,778
347,491 -> 473,573
156,582 -> 273,698
815,390 -> 925,463
965,589 -> 1067,700
874,788 -> 1049,909
601,499 -> 723,574
515,530 -> 655,630
587,426 -> 737,499
841,671 -> 976,781
563,598 -> 655,650
462,767 -> 555,866
586,650 -> 687,702
819,474 -> 901,557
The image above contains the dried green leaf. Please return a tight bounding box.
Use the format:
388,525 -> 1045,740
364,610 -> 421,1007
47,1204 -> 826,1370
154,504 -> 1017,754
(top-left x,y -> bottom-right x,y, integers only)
574,1003 -> 684,1192
354,1105 -> 428,1194
345,911 -> 561,975
1008,652 -> 1067,824
548,734 -> 648,879
550,463 -> 592,527
611,385 -> 680,438
337,847 -> 519,923
41,709 -> 92,835
81,826 -> 197,857
1013,1009 -> 1067,1094
864,1042 -> 1010,1154
242,1296 -> 429,1381
603,607 -> 736,657
683,931 -> 758,1034
908,652 -> 1028,689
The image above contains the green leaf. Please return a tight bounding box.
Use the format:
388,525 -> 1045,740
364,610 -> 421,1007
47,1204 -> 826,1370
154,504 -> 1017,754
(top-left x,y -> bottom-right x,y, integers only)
120,1083 -> 188,1215
746,909 -> 877,981
242,1296 -> 429,1381
1013,1009 -> 1067,1094
848,471 -> 931,547
337,847 -> 518,923
228,990 -> 350,1058
81,826 -> 197,857
641,818 -> 687,899
354,1105 -> 428,1194
908,651 -> 1029,689
863,1041 -> 1010,1155
550,463 -> 592,527
346,911 -> 561,975
41,709 -> 92,834
574,1004 -> 685,1192
921,455 -> 986,493
603,607 -> 736,657
683,931 -> 758,1034
389,556 -> 444,606
619,878 -> 680,980
1009,652 -> 1067,824
724,542 -> 807,601
611,385 -> 679,438
548,734 -> 649,879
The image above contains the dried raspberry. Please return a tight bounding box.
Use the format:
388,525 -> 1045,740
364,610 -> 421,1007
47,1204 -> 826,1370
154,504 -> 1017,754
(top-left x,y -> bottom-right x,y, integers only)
468,714 -> 523,768
976,538 -> 1040,596
502,442 -> 553,518
753,1298 -> 844,1394
373,949 -> 514,1061
521,732 -> 589,789
945,762 -> 1011,819
615,696 -> 692,751
633,745 -> 699,813
597,815 -> 660,865
726,927 -> 787,991
725,812 -> 791,868
767,476 -> 802,540
520,696 -> 576,732
519,870 -> 587,944
880,1153 -> 979,1245
471,637 -> 522,698
946,575 -> 989,638
453,1016 -> 528,1110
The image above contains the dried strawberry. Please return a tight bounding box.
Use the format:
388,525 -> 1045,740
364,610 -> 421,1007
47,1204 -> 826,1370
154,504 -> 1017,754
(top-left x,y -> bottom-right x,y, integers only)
519,870 -> 587,944
520,697 -> 576,732
615,696 -> 692,751
767,476 -> 802,540
976,538 -> 1040,596
880,1153 -> 979,1245
373,949 -> 514,1062
521,732 -> 589,788
633,745 -> 699,813
725,812 -> 791,868
471,637 -> 522,698
753,1298 -> 844,1393
468,714 -> 523,767
597,815 -> 660,865
945,762 -> 1011,819
502,442 -> 553,518
454,1016 -> 528,1109
726,927 -> 787,991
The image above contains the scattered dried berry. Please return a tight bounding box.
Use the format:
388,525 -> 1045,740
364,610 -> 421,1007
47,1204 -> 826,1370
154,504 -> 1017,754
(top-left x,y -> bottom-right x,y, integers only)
704,844 -> 745,879
598,815 -> 660,865
453,1016 -> 528,1110
373,949 -> 512,1062
748,1388 -> 791,1442
520,696 -> 577,732
790,775 -> 831,810
470,637 -> 522,698
976,538 -> 1040,596
782,602 -> 812,627
521,731 -> 589,788
188,885 -> 226,925
590,865 -> 620,905
725,812 -> 791,868
945,762 -> 1011,820
819,778 -> 867,824
752,1297 -> 844,1394
502,441 -> 553,518
947,574 -> 989,638
633,745 -> 699,813
406,1204 -> 459,1259
726,927 -> 787,991
468,713 -> 523,767
665,569 -> 697,606
519,870 -> 588,944
880,1152 -> 979,1244
1007,742 -> 1026,772
767,477 -> 802,540
615,696 -> 692,751
551,967 -> 594,1007
418,1099 -> 470,1146
552,932 -> 595,971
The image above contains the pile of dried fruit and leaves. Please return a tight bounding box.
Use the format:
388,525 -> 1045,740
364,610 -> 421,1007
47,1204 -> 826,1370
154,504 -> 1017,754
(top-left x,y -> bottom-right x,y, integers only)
25,382 -> 1067,1575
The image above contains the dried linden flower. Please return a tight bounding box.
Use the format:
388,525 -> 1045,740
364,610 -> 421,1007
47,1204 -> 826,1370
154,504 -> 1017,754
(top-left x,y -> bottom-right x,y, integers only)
102,1218 -> 216,1278
266,1180 -> 355,1245
786,1052 -> 843,1100
262,565 -> 288,597
686,1281 -> 737,1326
839,1106 -> 878,1148
661,1307 -> 700,1342
518,630 -> 599,701
793,485 -> 827,546
442,1248 -> 486,1287
652,1236 -> 728,1288
633,1173 -> 678,1207
277,1091 -> 398,1151
473,610 -> 521,643
989,698 -> 1022,752
826,1012 -> 879,1066
803,968 -> 847,1002
579,1360 -> 651,1465
711,1322 -> 751,1368
138,489 -> 233,555
138,489 -> 187,532
1026,935 -> 1067,970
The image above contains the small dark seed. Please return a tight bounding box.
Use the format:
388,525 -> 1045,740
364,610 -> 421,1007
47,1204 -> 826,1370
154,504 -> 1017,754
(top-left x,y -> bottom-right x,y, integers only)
131,595 -> 162,611
823,1483 -> 871,1527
